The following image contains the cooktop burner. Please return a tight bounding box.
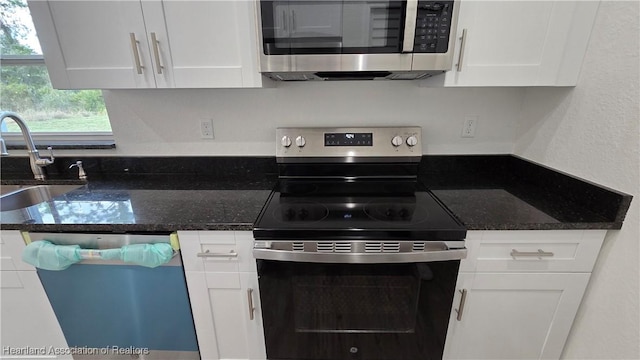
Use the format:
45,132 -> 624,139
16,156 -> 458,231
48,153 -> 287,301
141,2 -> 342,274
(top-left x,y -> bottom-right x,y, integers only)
272,202 -> 329,223
363,200 -> 425,224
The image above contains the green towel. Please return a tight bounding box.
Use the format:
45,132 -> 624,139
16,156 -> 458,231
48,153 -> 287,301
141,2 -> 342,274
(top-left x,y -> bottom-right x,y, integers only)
120,243 -> 174,268
22,241 -> 81,270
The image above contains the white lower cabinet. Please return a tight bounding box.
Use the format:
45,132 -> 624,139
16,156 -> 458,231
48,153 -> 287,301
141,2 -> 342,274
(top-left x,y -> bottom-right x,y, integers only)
443,230 -> 606,360
179,231 -> 266,360
444,272 -> 590,359
0,230 -> 71,358
177,229 -> 605,360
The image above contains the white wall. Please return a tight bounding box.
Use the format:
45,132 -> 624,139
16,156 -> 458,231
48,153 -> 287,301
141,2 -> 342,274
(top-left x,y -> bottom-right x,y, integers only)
515,1 -> 640,359
97,84 -> 523,156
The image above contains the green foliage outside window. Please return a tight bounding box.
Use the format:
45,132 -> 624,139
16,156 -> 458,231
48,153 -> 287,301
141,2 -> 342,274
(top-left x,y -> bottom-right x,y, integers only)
0,0 -> 111,132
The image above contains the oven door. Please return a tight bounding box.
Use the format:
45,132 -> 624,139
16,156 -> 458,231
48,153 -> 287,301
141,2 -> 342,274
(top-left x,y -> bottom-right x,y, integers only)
256,248 -> 462,360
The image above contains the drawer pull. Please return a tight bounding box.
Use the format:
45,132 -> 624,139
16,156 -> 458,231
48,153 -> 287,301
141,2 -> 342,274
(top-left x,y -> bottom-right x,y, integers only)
197,250 -> 238,258
510,249 -> 555,258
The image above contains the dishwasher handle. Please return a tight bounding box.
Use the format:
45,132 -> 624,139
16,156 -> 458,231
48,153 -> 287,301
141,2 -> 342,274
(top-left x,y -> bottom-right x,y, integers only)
24,232 -> 176,249
22,234 -> 180,270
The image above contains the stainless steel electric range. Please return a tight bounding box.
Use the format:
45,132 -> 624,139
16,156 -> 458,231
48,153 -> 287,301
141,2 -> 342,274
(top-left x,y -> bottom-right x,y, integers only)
253,127 -> 467,360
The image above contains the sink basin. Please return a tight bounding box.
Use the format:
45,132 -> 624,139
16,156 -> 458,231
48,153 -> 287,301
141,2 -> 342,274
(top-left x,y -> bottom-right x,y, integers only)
0,185 -> 24,195
0,185 -> 82,212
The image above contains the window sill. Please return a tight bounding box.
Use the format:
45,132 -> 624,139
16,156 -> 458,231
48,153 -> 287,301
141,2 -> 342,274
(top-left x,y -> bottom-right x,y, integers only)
6,142 -> 115,150
1,133 -> 115,150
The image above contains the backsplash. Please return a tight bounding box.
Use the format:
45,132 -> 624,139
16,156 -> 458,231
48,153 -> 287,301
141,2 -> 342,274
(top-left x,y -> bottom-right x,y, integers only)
0,156 -> 278,182
99,83 -> 523,157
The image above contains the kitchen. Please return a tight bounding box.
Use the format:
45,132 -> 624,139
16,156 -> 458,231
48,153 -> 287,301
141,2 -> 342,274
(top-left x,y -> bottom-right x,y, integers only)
0,1 -> 638,360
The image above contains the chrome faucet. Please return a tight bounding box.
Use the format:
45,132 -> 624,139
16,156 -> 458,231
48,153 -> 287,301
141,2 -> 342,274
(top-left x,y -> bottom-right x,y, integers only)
0,111 -> 55,180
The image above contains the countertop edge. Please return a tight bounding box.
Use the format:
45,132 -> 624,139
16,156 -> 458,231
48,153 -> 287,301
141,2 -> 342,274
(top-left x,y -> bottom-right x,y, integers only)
0,222 -> 622,233
0,223 -> 256,232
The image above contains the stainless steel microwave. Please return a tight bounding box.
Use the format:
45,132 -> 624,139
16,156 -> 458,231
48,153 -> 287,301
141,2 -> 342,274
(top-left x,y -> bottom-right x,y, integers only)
257,0 -> 459,80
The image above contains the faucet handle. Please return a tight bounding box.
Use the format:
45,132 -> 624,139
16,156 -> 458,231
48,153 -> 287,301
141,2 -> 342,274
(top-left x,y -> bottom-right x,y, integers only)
69,160 -> 87,181
46,146 -> 55,162
35,146 -> 55,166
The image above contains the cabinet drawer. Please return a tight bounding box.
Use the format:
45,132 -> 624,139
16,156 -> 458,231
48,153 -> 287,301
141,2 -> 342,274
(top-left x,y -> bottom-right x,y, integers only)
1,270 -> 25,289
0,231 -> 34,271
179,231 -> 256,272
460,230 -> 606,273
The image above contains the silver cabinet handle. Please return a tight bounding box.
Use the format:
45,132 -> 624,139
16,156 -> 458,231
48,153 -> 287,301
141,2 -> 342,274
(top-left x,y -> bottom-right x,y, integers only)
291,10 -> 296,33
282,10 -> 288,33
511,249 -> 555,258
150,32 -> 163,75
456,28 -> 467,72
129,33 -> 144,74
455,289 -> 467,321
197,250 -> 238,258
247,288 -> 255,320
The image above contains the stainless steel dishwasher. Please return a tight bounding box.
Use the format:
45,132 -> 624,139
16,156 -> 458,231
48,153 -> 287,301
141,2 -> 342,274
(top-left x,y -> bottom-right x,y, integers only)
25,232 -> 199,360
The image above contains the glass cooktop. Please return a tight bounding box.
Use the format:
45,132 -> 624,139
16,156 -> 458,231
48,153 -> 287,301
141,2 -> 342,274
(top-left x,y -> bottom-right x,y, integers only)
253,179 -> 466,241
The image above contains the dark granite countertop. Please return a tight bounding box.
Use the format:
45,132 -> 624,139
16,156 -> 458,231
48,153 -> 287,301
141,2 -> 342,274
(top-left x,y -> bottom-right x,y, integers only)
0,176 -> 273,232
0,156 -> 633,233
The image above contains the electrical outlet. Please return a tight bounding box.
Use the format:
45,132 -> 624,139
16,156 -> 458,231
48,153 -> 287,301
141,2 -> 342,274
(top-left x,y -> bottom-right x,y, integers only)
200,119 -> 214,139
461,116 -> 477,138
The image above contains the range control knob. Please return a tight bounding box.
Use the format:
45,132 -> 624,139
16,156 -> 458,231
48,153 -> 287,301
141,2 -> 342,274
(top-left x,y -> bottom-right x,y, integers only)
391,135 -> 404,147
295,135 -> 306,147
406,135 -> 418,147
281,136 -> 292,148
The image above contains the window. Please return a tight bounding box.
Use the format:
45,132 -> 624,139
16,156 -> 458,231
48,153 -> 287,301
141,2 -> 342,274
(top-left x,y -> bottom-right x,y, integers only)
0,0 -> 113,146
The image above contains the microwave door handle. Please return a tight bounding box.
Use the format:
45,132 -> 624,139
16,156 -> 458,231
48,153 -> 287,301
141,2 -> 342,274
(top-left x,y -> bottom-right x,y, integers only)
402,0 -> 418,52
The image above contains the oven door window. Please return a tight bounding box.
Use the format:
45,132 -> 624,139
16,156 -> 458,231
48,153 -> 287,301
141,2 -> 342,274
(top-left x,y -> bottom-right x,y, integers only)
257,260 -> 459,360
294,266 -> 419,333
261,1 -> 405,55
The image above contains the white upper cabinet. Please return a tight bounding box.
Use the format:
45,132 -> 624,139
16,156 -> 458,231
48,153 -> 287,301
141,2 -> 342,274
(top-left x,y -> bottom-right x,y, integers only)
28,0 -> 264,89
423,1 -> 600,87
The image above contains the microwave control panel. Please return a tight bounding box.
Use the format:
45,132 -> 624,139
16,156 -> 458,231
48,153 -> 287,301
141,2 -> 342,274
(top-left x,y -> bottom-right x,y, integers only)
413,1 -> 454,53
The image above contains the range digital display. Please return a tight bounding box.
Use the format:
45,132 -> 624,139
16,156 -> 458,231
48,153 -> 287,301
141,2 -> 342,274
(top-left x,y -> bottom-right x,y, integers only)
325,133 -> 373,146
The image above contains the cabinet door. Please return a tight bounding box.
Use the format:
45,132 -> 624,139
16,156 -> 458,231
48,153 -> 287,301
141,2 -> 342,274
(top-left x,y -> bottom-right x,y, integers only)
185,271 -> 266,360
141,0 -> 263,88
444,272 -> 590,360
1,270 -> 71,358
29,0 -> 156,89
435,1 -> 599,86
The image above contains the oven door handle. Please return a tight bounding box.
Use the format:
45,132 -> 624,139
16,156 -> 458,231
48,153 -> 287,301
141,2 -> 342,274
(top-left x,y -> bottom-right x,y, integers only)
253,248 -> 467,264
